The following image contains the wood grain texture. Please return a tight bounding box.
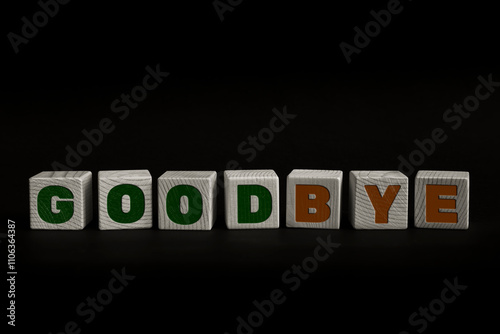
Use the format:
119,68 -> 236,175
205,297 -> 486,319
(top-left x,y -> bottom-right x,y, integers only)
414,170 -> 469,229
29,171 -> 92,230
286,169 -> 342,229
224,170 -> 279,229
98,170 -> 152,230
158,171 -> 217,230
349,171 -> 408,230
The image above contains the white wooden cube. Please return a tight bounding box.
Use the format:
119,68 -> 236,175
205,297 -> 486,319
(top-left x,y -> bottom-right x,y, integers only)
29,171 -> 92,230
286,169 -> 342,229
224,170 -> 279,229
98,170 -> 152,230
414,170 -> 469,229
349,171 -> 408,230
158,171 -> 217,230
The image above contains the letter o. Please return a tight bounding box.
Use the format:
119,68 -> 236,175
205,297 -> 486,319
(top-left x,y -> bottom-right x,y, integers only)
365,21 -> 381,37
302,256 -> 319,273
33,11 -> 49,27
429,298 -> 445,315
97,289 -> 113,305
131,85 -> 147,102
247,310 -> 264,327
409,150 -> 425,166
463,96 -> 479,112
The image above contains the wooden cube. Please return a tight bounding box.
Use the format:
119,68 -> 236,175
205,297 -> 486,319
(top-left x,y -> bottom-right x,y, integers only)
349,171 -> 408,230
98,170 -> 152,230
29,171 -> 92,230
414,170 -> 469,229
158,171 -> 217,230
286,169 -> 342,229
224,170 -> 279,229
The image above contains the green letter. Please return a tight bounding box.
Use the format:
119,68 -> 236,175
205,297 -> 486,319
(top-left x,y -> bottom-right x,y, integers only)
166,185 -> 203,225
37,186 -> 74,224
238,185 -> 272,224
107,184 -> 145,223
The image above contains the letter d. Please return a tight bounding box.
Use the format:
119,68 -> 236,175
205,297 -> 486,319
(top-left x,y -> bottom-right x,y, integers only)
353,26 -> 370,48
236,316 -> 253,334
237,185 -> 272,224
397,155 -> 415,176
21,16 -> 38,38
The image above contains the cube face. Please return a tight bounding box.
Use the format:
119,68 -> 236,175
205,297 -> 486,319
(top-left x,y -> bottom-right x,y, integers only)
286,169 -> 342,229
98,170 -> 152,230
29,171 -> 92,230
349,171 -> 408,230
224,170 -> 279,229
414,171 -> 469,230
158,171 -> 217,230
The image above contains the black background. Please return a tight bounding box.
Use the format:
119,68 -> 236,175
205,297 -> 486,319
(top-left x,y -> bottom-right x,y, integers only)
2,0 -> 499,333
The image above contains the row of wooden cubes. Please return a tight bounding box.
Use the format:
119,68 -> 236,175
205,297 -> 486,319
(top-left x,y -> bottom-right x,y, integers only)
29,169 -> 469,230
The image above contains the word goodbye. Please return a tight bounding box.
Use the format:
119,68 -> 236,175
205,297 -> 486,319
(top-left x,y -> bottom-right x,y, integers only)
29,169 -> 469,230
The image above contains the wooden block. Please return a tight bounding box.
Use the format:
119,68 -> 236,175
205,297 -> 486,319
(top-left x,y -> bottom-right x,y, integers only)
414,170 -> 469,229
286,169 -> 342,229
29,171 -> 92,230
158,171 -> 217,230
98,170 -> 152,230
349,171 -> 408,230
224,170 -> 279,229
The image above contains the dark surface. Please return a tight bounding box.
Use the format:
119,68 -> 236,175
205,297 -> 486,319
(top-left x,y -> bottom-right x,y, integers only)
2,0 -> 499,333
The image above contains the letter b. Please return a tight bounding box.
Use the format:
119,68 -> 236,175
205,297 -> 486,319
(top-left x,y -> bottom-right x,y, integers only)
82,127 -> 103,146
370,9 -> 391,27
295,185 -> 331,222
38,0 -> 60,17
252,298 -> 274,317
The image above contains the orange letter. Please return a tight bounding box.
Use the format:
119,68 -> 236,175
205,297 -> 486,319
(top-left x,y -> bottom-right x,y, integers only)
364,185 -> 401,224
296,185 -> 331,222
426,185 -> 457,223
